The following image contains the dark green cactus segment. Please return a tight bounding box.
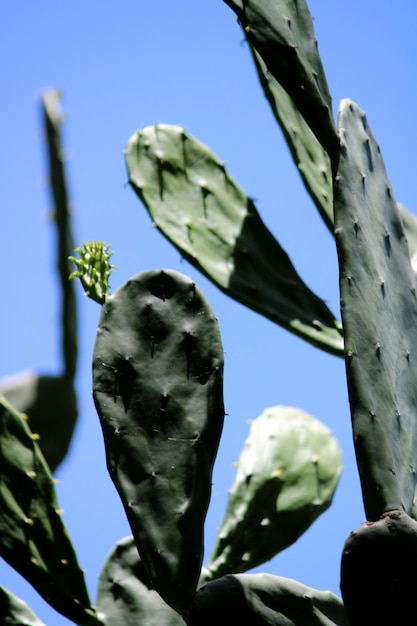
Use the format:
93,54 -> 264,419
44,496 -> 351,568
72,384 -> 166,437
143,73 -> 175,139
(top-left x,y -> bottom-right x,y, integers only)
246,53 -> 417,263
0,587 -> 46,626
340,511 -> 417,626
223,0 -> 338,155
125,125 -> 343,357
0,398 -> 98,625
92,270 -> 225,614
0,372 -> 77,472
206,406 -> 342,579
96,536 -> 185,626
184,573 -> 349,626
334,99 -> 417,520
250,47 -> 334,232
41,90 -> 77,381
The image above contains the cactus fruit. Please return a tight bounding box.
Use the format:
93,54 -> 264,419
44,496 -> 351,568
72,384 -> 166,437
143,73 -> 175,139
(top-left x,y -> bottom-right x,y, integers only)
183,573 -> 349,626
96,536 -> 184,626
92,269 -> 225,614
223,0 -> 337,155
70,241 -> 115,305
125,124 -> 343,357
334,99 -> 417,520
0,398 -> 98,625
206,406 -> 342,578
340,510 -> 417,626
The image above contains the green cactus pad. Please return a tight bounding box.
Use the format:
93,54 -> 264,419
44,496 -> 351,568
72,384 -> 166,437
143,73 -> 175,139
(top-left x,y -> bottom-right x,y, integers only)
125,124 -> 343,357
223,0 -> 337,154
96,536 -> 184,626
334,99 -> 417,520
250,47 -> 334,231
246,53 -> 417,266
207,406 -> 342,578
340,510 -> 417,626
183,573 -> 349,626
0,371 -> 77,472
0,587 -> 46,626
92,270 -> 225,614
0,398 -> 98,625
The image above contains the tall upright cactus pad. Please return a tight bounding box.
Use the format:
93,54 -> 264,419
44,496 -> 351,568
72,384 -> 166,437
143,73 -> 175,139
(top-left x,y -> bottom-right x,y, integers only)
125,124 -> 343,357
41,89 -> 77,381
0,90 -> 79,472
0,399 -> 98,625
334,99 -> 417,520
207,406 -> 342,578
93,270 -> 225,614
184,573 -> 349,626
223,0 -> 338,155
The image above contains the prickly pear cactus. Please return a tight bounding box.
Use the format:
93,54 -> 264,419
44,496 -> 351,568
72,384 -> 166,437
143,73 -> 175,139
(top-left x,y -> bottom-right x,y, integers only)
92,269 -> 225,614
334,99 -> 417,520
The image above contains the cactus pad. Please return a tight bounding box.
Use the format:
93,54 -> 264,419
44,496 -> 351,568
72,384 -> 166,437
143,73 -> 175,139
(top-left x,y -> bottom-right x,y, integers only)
207,406 -> 342,578
223,0 -> 337,153
93,270 -> 224,614
0,398 -> 97,624
334,99 -> 417,520
96,536 -> 184,626
125,124 -> 343,357
184,573 -> 348,626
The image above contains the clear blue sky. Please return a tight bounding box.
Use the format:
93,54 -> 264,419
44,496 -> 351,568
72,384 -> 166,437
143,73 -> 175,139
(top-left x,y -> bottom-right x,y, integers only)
1,2 -> 417,624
